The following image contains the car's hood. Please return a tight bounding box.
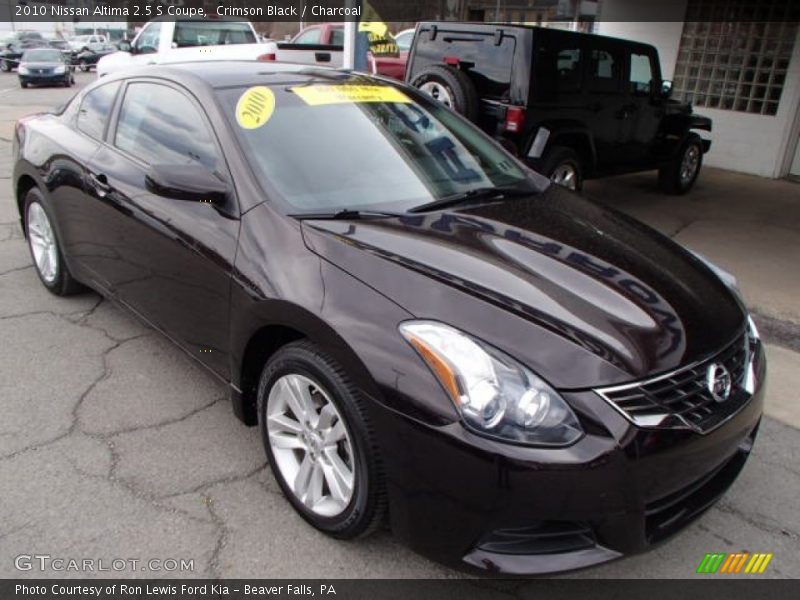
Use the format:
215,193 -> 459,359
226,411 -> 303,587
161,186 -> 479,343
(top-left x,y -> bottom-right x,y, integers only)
301,185 -> 746,387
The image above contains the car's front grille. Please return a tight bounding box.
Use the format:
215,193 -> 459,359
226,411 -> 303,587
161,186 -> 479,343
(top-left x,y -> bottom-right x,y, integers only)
595,331 -> 751,433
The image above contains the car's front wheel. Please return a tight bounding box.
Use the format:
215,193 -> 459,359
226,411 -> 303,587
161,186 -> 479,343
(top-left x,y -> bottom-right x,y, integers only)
24,188 -> 83,295
659,133 -> 704,194
80,60 -> 89,72
257,341 -> 386,539
0,59 -> 9,72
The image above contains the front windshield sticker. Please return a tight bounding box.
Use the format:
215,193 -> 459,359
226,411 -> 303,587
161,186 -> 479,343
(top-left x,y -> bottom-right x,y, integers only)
291,84 -> 411,106
236,86 -> 275,130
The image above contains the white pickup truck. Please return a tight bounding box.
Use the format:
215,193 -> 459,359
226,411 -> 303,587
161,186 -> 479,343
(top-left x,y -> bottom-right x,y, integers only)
97,17 -> 340,77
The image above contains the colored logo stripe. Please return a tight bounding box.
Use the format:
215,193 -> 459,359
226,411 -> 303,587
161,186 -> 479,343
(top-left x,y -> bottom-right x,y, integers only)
744,553 -> 773,574
697,553 -> 726,573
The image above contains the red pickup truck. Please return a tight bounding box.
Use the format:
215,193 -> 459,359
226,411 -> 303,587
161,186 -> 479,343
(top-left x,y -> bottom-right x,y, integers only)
289,23 -> 407,80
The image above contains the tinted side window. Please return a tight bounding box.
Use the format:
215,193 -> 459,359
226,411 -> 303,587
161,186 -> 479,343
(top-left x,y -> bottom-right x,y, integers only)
295,28 -> 322,44
588,47 -> 621,93
173,21 -> 256,47
77,81 -> 121,140
114,83 -> 219,170
629,52 -> 654,94
134,22 -> 161,54
330,28 -> 344,46
535,37 -> 582,97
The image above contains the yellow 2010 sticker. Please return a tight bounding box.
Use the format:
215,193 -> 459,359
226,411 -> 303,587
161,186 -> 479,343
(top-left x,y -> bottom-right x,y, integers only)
236,86 -> 275,129
292,84 -> 411,106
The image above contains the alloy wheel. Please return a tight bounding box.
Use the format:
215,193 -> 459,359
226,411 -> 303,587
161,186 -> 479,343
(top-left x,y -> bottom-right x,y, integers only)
267,374 -> 355,517
680,144 -> 700,186
419,81 -> 454,108
27,202 -> 58,284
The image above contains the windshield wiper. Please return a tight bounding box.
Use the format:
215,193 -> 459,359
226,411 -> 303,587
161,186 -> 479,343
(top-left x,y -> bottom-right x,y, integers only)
290,208 -> 405,220
408,186 -> 534,214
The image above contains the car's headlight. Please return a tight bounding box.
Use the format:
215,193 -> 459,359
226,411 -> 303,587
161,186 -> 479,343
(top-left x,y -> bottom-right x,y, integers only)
399,321 -> 583,446
18,66 -> 28,75
54,65 -> 66,74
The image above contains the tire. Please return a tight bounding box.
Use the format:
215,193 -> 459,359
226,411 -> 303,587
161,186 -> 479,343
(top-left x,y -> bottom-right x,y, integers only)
410,64 -> 479,123
23,188 -> 83,296
80,60 -> 89,72
659,133 -> 703,194
20,81 -> 27,89
64,77 -> 71,88
533,145 -> 584,191
0,59 -> 9,72
257,340 -> 386,539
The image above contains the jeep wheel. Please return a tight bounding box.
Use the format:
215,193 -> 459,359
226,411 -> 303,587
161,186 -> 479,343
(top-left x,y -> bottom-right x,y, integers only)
536,146 -> 584,191
410,64 -> 479,123
659,133 -> 703,194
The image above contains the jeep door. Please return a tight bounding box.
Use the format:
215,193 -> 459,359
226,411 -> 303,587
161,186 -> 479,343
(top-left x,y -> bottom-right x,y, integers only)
619,45 -> 664,167
583,39 -> 629,170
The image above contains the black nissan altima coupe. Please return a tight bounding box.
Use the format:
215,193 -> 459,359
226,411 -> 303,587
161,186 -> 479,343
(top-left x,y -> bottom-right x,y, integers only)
13,62 -> 765,575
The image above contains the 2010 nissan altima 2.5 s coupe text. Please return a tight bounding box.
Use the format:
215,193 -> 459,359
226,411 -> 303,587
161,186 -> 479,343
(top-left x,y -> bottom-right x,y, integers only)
12,61 -> 765,576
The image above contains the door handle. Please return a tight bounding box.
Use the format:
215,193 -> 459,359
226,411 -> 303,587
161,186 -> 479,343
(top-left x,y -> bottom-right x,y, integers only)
89,173 -> 112,198
314,52 -> 331,63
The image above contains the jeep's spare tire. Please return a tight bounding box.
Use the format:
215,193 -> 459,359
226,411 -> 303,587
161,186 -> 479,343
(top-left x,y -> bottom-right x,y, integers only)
410,64 -> 479,123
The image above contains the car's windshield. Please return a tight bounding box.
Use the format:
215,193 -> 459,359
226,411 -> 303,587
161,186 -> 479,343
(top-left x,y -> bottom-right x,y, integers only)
22,49 -> 63,62
219,81 -> 545,214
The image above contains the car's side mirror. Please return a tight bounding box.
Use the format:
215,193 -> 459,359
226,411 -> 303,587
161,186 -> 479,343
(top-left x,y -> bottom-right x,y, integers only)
145,164 -> 229,205
118,40 -> 132,53
660,79 -> 673,99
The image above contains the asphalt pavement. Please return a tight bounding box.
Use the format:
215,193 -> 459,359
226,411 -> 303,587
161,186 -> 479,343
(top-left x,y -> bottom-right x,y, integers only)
0,70 -> 798,580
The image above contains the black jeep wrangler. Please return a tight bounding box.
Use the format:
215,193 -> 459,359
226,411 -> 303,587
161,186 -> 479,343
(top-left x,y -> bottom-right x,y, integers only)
406,22 -> 712,193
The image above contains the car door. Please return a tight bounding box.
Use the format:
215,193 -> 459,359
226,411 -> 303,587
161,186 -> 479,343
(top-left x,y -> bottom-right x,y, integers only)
84,80 -> 239,378
583,39 -> 628,169
619,46 -> 664,166
49,80 -> 123,280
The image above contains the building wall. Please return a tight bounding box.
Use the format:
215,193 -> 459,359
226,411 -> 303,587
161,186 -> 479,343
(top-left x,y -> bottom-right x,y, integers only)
596,0 -> 800,178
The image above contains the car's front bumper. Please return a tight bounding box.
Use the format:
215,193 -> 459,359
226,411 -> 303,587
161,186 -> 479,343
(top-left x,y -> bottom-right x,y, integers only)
371,344 -> 765,575
19,73 -> 68,85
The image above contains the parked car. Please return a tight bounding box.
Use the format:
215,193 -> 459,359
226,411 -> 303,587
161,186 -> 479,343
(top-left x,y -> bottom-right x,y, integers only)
97,17 -> 269,77
0,33 -> 49,72
284,23 -> 407,80
12,62 -> 764,576
17,48 -> 74,88
45,37 -> 74,59
68,34 -> 108,53
75,43 -> 118,71
406,22 -> 712,193
394,28 -> 415,52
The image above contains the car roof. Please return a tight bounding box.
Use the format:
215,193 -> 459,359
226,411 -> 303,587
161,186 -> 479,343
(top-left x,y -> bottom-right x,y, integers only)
114,61 -> 364,90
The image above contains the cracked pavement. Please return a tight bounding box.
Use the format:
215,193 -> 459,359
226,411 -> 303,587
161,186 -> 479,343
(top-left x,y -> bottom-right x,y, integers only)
1,72 -> 798,580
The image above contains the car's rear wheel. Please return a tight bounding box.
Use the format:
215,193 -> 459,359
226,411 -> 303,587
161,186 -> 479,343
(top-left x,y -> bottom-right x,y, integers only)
24,188 -> 83,296
535,146 -> 584,191
410,64 -> 479,123
257,341 -> 386,539
659,133 -> 703,194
